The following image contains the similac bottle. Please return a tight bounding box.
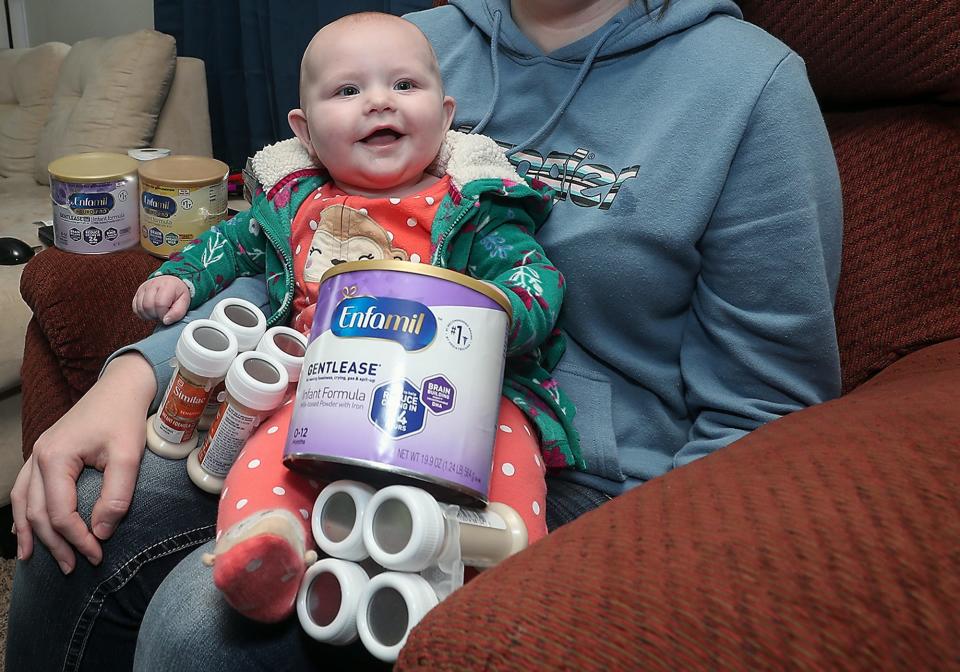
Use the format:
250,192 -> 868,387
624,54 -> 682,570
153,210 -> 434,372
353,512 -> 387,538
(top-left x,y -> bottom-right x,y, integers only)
256,326 -> 307,401
186,351 -> 288,493
361,485 -> 528,572
198,298 -> 267,430
146,320 -> 239,459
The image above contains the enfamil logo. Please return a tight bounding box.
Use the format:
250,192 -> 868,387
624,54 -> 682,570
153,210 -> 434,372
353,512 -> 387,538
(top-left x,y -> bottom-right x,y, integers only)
332,297 -> 437,351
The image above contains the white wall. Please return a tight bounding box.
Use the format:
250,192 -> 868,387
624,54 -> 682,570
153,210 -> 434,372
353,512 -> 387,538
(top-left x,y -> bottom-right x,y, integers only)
22,0 -> 154,47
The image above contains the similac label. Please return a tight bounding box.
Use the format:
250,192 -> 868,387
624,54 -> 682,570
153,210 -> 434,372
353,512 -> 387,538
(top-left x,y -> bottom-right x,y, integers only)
154,369 -> 213,443
285,266 -> 509,503
456,507 -> 507,530
201,381 -> 228,417
197,402 -> 260,477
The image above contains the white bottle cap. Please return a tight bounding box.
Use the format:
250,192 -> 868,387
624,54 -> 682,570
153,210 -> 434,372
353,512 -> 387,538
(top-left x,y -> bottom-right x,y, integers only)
224,351 -> 288,411
256,326 -> 307,382
363,486 -> 445,572
175,319 -> 238,379
128,147 -> 171,161
357,572 -> 439,663
296,558 -> 370,646
211,298 -> 267,352
312,480 -> 376,561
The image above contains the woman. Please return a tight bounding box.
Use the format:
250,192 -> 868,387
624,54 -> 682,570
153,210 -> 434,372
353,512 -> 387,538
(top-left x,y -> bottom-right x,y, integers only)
7,1 -> 841,669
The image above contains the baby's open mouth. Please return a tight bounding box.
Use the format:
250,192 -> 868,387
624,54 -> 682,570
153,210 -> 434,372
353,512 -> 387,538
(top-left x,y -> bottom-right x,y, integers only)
361,128 -> 403,145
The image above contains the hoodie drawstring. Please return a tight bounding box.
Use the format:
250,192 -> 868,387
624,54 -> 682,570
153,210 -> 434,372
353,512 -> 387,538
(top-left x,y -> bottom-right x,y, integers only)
472,8 -> 503,136
473,17 -> 624,158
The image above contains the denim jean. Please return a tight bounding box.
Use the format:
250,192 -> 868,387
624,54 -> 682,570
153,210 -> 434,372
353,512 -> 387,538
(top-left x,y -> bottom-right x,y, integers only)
6,450 -> 218,671
5,276 -> 612,671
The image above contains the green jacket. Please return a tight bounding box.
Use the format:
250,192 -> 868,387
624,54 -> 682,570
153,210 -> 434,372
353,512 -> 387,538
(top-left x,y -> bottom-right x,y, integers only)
155,132 -> 582,469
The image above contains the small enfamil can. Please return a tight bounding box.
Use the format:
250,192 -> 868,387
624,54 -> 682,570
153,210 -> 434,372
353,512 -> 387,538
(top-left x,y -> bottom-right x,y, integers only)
284,260 -> 511,506
48,152 -> 140,254
138,155 -> 229,258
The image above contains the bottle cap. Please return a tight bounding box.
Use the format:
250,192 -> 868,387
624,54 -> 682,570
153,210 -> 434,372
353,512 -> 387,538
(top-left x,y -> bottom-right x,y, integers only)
224,351 -> 288,411
297,558 -> 370,646
175,319 -> 238,379
363,486 -> 445,572
357,572 -> 439,663
256,326 -> 307,382
211,298 -> 267,352
312,480 -> 376,561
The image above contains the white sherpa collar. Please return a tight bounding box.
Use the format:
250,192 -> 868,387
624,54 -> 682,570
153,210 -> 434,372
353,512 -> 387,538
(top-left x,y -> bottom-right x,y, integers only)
250,130 -> 522,195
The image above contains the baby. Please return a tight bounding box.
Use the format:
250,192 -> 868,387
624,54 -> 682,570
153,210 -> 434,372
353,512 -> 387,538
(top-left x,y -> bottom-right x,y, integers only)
133,12 -> 581,623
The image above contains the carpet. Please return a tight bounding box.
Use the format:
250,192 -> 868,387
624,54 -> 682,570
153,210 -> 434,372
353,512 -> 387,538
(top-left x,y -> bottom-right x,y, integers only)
0,557 -> 14,672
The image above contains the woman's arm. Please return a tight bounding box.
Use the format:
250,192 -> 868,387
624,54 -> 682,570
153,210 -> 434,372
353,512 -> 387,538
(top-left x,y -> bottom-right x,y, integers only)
676,53 -> 843,466
11,353 -> 155,572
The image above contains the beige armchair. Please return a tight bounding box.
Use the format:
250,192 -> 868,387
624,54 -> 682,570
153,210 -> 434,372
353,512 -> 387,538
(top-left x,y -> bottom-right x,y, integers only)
0,29 -> 212,503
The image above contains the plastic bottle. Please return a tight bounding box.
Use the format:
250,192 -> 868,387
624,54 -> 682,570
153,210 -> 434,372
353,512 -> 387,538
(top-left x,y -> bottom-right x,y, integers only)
356,571 -> 439,662
186,351 -> 287,493
146,319 -> 238,459
197,298 -> 267,430
362,485 -> 528,572
256,326 -> 307,401
311,480 -> 377,561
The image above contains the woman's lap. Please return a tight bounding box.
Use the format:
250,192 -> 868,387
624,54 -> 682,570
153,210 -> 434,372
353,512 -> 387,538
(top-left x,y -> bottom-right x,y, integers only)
135,543 -> 388,671
7,439 -> 611,671
6,449 -> 218,672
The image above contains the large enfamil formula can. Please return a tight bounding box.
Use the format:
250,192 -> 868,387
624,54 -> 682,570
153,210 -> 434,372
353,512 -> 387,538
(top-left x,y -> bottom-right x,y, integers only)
138,155 -> 229,258
284,261 -> 511,505
48,152 -> 140,254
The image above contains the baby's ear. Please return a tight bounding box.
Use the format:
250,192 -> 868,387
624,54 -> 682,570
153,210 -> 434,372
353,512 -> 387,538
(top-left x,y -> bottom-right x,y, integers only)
288,109 -> 318,159
441,95 -> 456,133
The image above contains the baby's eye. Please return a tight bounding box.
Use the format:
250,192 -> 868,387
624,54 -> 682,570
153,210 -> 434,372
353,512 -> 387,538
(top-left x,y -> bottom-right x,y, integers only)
309,246 -> 322,255
337,86 -> 359,97
394,80 -> 414,91
358,254 -> 375,260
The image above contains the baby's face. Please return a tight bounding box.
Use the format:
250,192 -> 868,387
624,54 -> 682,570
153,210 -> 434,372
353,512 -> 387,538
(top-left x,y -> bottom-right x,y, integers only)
293,19 -> 454,196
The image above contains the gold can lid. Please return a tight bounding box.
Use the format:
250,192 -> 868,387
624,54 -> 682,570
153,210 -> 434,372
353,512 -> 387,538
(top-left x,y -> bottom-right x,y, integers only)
48,152 -> 139,182
318,259 -> 513,319
139,155 -> 229,187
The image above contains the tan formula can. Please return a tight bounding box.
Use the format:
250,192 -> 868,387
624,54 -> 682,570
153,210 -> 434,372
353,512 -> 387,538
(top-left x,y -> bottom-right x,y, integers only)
138,155 -> 229,258
48,153 -> 140,254
284,260 -> 511,506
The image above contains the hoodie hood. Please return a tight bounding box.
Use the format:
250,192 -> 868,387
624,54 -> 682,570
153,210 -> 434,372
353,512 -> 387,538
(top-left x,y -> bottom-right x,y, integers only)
448,0 -> 741,153
450,0 -> 742,62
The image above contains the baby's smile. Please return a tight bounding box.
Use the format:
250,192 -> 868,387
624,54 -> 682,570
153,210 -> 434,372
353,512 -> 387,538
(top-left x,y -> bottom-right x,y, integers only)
360,127 -> 404,146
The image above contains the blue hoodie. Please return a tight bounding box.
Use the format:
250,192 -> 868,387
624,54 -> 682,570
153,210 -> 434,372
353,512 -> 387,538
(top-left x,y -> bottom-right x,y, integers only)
407,0 -> 842,495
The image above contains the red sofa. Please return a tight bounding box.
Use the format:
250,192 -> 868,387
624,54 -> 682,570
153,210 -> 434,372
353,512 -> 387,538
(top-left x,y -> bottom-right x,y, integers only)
19,0 -> 959,668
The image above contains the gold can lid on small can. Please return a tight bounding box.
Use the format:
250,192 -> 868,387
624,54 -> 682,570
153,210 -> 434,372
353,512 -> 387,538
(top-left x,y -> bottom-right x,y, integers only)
139,155 -> 229,188
48,152 -> 139,182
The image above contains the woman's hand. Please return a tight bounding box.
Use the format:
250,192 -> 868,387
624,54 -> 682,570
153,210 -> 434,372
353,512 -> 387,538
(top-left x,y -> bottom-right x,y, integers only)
10,353 -> 157,573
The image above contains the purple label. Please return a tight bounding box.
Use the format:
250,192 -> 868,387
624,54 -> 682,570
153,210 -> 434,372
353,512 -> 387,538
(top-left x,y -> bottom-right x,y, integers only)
308,268 -> 502,345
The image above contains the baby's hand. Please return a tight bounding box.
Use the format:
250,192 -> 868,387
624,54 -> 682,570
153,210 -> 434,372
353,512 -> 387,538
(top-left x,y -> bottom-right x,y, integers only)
133,276 -> 191,324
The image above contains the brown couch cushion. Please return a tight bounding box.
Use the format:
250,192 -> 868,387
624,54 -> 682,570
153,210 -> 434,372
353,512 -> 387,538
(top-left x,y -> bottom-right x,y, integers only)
398,338 -> 960,671
34,29 -> 176,184
740,0 -> 960,106
0,42 -> 69,178
825,106 -> 960,393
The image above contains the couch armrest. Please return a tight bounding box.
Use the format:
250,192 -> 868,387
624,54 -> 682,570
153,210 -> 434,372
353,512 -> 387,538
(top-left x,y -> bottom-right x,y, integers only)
19,248 -> 161,456
398,338 -> 960,671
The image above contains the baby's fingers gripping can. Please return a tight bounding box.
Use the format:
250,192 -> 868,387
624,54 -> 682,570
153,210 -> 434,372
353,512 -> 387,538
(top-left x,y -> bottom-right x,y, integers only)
284,261 -> 510,505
